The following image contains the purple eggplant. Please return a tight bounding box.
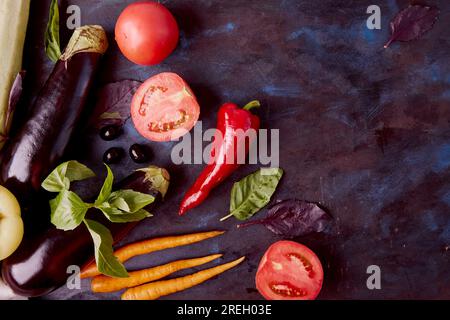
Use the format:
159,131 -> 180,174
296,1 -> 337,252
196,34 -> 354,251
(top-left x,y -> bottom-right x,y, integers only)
0,25 -> 108,203
1,166 -> 170,297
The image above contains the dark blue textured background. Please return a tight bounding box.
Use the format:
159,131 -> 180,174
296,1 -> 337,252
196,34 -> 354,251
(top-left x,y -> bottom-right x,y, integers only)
19,0 -> 450,299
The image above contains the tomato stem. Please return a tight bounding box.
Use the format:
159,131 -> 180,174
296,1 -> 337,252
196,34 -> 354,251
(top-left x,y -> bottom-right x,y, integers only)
243,100 -> 261,111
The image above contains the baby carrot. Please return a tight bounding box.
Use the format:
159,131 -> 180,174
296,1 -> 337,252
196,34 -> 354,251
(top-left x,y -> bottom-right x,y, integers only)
91,254 -> 222,293
121,256 -> 245,300
80,231 -> 225,278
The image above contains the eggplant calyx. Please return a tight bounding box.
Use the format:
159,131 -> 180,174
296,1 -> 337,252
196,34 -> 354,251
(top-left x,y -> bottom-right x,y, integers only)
60,25 -> 109,61
137,166 -> 170,199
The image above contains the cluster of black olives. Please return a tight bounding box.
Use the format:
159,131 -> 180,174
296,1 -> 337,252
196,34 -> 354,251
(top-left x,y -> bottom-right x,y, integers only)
100,125 -> 150,164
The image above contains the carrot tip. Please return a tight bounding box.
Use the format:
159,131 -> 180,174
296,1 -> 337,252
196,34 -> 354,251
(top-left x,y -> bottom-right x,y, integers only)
236,256 -> 246,263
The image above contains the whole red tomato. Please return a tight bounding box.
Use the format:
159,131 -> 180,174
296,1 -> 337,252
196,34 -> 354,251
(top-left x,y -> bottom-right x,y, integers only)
115,1 -> 179,65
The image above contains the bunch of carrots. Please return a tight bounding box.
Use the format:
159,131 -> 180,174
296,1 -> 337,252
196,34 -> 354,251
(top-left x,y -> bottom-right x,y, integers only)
80,231 -> 245,300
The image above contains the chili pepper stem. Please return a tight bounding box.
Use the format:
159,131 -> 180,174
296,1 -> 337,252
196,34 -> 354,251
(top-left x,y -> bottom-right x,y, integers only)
242,100 -> 261,111
220,213 -> 234,222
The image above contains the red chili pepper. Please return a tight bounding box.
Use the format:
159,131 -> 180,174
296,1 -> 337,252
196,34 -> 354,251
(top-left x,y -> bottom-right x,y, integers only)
179,100 -> 261,215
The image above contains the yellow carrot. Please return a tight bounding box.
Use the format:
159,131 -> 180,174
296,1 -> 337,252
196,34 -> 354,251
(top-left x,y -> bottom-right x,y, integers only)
81,231 -> 225,278
121,256 -> 245,300
91,254 -> 222,293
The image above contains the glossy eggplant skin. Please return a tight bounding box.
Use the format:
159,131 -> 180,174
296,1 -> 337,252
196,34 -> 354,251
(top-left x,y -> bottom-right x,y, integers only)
1,170 -> 163,297
0,52 -> 101,202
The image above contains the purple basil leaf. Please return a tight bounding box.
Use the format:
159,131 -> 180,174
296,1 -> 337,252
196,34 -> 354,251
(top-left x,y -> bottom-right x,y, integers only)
384,5 -> 439,48
237,199 -> 332,238
5,71 -> 25,130
90,80 -> 142,129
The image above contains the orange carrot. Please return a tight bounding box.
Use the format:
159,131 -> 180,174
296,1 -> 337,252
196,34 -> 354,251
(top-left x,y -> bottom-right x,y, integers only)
91,254 -> 222,293
121,256 -> 245,300
80,231 -> 225,279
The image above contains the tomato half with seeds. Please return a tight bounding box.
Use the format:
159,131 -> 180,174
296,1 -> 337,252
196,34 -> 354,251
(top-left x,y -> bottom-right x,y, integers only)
131,72 -> 200,142
256,241 -> 324,300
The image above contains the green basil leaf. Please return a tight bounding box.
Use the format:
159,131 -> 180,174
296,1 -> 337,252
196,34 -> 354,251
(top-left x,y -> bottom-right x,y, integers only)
45,0 -> 61,62
65,161 -> 96,182
50,190 -> 90,230
42,172 -> 70,193
42,161 -> 95,192
95,164 -> 114,206
108,189 -> 154,213
227,168 -> 283,221
99,206 -> 152,223
83,219 -> 129,278
110,197 -> 130,212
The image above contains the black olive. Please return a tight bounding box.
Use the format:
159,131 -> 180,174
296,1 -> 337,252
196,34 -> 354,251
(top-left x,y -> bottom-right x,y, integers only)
103,147 -> 124,164
129,144 -> 150,163
100,125 -> 122,141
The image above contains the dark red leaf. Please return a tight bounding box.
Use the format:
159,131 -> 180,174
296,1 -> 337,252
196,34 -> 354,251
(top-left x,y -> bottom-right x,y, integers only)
90,80 -> 141,129
237,199 -> 332,238
384,5 -> 439,48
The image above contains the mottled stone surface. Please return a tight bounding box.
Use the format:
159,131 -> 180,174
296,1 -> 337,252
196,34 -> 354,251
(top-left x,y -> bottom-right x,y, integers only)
18,0 -> 450,299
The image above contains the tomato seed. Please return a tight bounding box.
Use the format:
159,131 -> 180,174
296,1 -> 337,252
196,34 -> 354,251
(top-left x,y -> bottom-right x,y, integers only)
287,253 -> 316,278
147,110 -> 188,133
269,282 -> 307,297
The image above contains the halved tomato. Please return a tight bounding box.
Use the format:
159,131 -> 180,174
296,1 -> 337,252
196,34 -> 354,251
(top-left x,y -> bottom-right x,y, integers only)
256,241 -> 324,300
131,72 -> 200,142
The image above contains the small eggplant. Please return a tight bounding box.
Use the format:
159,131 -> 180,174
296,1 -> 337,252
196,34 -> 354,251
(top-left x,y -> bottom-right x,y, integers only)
1,166 -> 170,297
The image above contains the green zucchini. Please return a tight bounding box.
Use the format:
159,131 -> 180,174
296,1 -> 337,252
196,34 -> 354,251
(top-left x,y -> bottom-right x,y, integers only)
0,0 -> 30,151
